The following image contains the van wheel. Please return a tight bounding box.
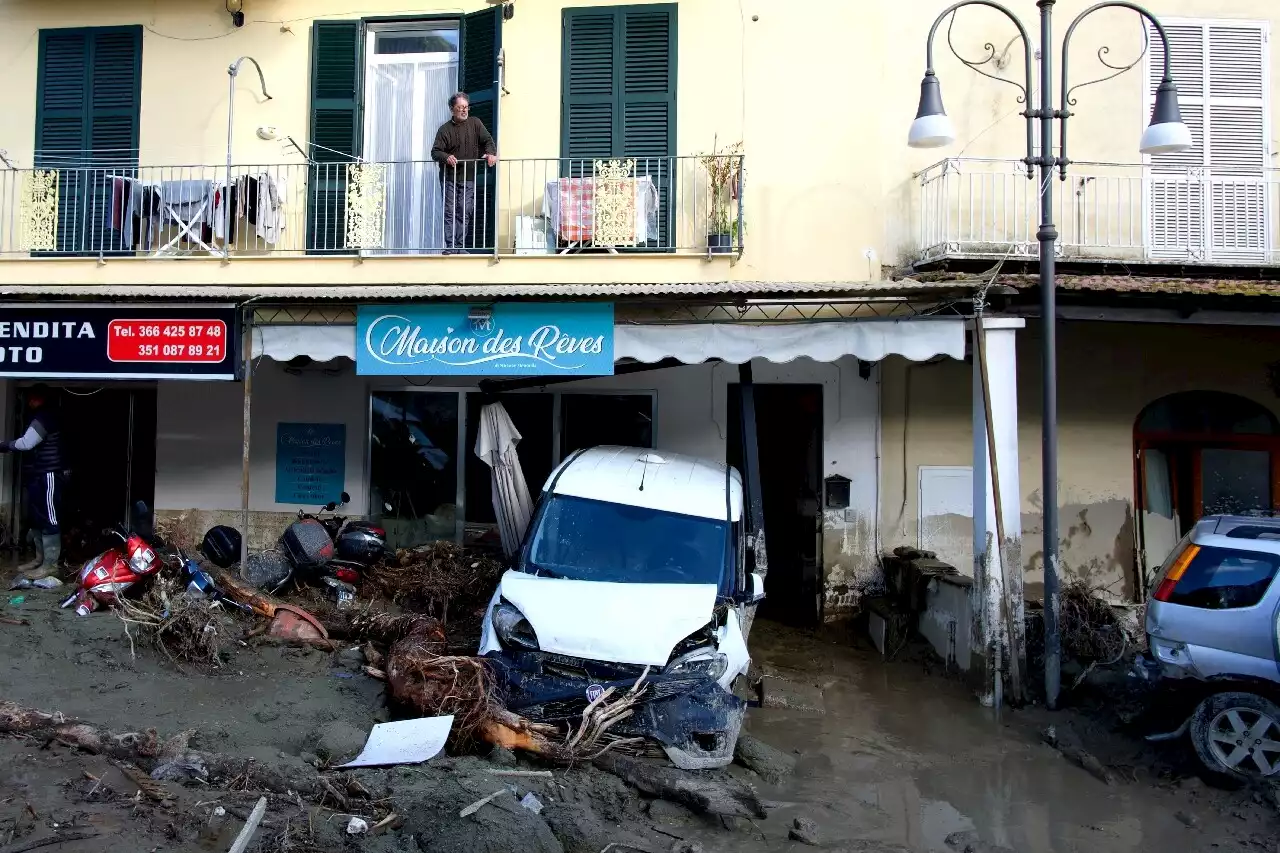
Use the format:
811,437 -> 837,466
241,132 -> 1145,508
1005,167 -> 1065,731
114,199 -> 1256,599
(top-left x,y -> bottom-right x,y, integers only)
1189,691 -> 1280,788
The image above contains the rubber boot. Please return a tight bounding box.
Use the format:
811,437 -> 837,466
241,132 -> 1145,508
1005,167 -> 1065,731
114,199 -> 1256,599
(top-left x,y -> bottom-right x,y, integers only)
23,534 -> 61,580
16,530 -> 42,574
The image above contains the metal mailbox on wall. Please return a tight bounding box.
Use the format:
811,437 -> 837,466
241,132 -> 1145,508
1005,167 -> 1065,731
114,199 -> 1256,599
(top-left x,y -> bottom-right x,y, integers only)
354,303 -> 615,376
0,304 -> 239,380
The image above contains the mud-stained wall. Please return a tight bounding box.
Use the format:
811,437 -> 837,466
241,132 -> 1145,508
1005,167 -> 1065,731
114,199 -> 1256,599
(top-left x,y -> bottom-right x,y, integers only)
880,320 -> 1280,602
151,356 -> 880,618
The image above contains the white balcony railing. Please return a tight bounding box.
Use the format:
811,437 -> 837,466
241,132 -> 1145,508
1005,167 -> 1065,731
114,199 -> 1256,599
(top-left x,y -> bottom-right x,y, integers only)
913,158 -> 1280,266
0,155 -> 744,259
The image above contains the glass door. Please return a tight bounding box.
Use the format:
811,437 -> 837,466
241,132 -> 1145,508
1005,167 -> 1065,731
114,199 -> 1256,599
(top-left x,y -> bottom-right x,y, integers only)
369,389 -> 462,549
1199,447 -> 1273,517
363,23 -> 459,255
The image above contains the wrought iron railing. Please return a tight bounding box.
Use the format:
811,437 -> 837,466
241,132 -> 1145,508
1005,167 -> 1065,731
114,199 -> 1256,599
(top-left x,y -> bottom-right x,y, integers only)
913,157 -> 1280,265
0,155 -> 745,259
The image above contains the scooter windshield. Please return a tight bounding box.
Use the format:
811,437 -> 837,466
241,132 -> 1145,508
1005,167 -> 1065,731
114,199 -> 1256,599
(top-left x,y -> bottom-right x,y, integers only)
523,494 -> 728,586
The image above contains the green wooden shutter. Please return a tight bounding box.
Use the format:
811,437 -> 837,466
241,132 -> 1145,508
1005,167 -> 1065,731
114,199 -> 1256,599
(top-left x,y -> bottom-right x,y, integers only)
307,19 -> 363,254
35,26 -> 141,255
460,6 -> 503,252
620,5 -> 675,248
562,8 -> 618,177
562,4 -> 675,247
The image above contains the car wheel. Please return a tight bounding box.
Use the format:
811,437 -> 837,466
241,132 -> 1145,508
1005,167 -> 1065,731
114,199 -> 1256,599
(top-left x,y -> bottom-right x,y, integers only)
1189,691 -> 1280,787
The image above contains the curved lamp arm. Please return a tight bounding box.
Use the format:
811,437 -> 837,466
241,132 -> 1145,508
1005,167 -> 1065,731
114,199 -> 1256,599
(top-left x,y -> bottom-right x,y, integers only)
225,57 -> 272,258
924,0 -> 1036,169
1060,2 -> 1175,177
229,55 -> 271,99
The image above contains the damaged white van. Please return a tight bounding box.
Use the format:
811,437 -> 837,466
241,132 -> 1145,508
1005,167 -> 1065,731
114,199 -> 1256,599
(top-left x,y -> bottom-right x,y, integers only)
479,446 -> 764,769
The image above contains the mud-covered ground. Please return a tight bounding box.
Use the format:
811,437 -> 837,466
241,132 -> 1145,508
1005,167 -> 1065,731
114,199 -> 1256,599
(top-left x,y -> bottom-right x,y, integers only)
0,584 -> 1276,852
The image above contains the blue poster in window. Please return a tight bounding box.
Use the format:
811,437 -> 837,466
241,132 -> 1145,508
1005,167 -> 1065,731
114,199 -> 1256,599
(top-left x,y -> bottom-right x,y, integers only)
275,423 -> 346,505
355,302 -> 614,376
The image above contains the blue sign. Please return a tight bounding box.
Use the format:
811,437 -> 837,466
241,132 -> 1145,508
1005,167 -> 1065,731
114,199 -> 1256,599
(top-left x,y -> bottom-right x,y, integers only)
275,423 -> 346,505
355,303 -> 614,376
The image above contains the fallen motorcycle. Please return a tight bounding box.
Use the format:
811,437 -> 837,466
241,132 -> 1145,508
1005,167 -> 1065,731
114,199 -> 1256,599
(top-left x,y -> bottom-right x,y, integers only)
62,502 -> 167,616
230,493 -> 389,602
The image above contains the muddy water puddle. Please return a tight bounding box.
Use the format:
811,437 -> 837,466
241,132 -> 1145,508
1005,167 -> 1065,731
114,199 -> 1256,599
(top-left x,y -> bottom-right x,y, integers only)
742,622 -> 1272,853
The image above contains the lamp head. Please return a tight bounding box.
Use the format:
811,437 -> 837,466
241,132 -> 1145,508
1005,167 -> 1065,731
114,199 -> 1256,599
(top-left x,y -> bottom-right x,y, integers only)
908,72 -> 956,149
1140,79 -> 1193,155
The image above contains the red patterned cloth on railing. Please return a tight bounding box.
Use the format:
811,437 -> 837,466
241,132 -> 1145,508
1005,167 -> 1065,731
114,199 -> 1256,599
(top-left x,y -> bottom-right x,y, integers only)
543,176 -> 658,245
554,177 -> 594,242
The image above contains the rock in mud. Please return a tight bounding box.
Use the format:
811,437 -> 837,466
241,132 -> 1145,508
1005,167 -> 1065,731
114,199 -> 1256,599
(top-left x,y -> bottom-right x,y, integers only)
314,720 -> 367,763
488,745 -> 518,767
647,798 -> 696,826
733,732 -> 796,785
789,816 -> 821,845
760,676 -> 826,714
944,830 -> 1016,853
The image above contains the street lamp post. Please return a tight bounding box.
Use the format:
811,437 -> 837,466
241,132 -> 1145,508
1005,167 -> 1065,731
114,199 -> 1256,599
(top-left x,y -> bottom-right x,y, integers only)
907,0 -> 1191,709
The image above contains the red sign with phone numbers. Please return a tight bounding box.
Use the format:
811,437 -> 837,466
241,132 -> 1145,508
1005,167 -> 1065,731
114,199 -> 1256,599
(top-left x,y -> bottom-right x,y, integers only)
107,319 -> 228,364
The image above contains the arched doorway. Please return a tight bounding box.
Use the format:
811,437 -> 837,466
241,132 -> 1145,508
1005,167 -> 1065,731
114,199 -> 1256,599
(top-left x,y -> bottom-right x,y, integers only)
1134,391 -> 1280,593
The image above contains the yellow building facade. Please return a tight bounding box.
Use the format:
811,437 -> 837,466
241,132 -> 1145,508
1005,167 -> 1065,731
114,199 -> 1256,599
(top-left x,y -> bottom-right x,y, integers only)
0,0 -> 1277,656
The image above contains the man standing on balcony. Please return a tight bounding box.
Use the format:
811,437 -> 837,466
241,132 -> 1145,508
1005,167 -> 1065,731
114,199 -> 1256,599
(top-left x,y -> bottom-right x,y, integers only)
431,92 -> 497,254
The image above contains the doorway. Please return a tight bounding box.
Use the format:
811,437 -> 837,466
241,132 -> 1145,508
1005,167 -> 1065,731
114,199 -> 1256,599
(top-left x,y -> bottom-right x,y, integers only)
1135,391 -> 1280,595
362,22 -> 461,255
9,386 -> 157,563
728,383 -> 824,626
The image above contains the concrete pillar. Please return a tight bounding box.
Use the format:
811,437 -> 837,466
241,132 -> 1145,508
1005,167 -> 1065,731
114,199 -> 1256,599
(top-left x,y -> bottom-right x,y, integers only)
971,317 -> 1025,706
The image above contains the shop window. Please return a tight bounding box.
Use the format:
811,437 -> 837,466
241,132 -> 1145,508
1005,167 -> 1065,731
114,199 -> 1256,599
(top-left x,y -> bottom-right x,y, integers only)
369,390 -> 460,549
368,389 -> 654,551
559,393 -> 654,459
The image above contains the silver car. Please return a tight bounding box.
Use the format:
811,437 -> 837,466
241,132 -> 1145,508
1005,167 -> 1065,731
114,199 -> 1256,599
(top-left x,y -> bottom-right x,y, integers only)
1143,514 -> 1280,784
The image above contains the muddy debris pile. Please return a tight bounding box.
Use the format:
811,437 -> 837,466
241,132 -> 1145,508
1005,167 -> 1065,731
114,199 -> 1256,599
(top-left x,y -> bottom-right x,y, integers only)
7,528 -> 793,851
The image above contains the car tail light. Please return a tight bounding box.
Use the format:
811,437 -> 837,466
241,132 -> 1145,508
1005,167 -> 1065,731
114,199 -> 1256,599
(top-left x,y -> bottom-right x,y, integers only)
1153,544 -> 1200,602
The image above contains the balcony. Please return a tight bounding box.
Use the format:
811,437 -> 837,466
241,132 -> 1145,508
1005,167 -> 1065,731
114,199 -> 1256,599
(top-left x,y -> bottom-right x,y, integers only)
912,158 -> 1279,267
0,155 -> 743,262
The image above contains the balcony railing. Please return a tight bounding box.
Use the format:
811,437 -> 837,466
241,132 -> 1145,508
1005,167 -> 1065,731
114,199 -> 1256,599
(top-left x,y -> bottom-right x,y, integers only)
0,155 -> 744,260
913,158 -> 1280,266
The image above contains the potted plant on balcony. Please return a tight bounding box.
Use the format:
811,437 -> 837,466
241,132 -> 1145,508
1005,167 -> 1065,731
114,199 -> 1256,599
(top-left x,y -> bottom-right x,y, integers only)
699,139 -> 743,254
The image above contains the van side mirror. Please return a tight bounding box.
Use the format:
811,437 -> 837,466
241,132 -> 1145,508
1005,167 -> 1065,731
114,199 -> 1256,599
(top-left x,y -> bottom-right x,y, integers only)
744,572 -> 766,605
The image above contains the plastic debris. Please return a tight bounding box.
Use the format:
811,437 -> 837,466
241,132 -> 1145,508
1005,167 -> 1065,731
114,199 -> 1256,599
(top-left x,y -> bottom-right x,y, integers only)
9,577 -> 62,590
8,595 -> 24,606
520,792 -> 544,815
346,816 -> 369,835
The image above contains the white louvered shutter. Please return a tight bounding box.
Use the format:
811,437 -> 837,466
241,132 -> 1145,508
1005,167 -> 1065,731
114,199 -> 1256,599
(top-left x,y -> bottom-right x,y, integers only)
1145,20 -> 1270,262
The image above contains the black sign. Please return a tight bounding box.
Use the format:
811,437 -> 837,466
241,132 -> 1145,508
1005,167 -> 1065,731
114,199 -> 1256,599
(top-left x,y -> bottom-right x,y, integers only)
0,304 -> 239,380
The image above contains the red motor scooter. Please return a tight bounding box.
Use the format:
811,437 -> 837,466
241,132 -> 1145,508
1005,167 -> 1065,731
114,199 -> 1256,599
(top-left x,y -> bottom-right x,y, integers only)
62,502 -> 166,616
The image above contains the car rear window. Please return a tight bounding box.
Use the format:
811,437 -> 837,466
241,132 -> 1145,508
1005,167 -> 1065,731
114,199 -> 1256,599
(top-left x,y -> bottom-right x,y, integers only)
1166,545 -> 1280,609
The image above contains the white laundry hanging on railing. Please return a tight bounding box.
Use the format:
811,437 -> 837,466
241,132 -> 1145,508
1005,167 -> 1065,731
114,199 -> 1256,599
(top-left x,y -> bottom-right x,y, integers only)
211,172 -> 288,246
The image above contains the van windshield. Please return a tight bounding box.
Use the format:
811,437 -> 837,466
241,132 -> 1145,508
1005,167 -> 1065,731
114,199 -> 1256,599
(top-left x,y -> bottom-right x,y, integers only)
523,494 -> 728,586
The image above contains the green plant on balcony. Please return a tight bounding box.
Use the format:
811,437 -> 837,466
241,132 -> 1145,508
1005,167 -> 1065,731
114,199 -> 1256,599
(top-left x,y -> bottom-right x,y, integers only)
699,138 -> 743,254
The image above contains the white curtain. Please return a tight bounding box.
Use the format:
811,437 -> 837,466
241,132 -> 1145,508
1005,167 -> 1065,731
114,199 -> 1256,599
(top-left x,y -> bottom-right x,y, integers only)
364,57 -> 457,254
1141,448 -> 1179,586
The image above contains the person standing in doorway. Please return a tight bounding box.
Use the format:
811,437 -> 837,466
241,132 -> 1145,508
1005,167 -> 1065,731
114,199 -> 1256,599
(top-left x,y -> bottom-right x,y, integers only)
0,384 -> 63,579
430,92 -> 497,253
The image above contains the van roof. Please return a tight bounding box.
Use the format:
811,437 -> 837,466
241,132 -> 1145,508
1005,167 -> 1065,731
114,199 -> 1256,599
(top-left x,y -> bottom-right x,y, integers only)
546,446 -> 743,522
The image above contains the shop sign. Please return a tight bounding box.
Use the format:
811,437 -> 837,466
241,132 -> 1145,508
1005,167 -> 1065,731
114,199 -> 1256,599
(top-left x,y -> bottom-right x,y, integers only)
0,304 -> 239,380
275,423 -> 347,505
355,303 -> 614,376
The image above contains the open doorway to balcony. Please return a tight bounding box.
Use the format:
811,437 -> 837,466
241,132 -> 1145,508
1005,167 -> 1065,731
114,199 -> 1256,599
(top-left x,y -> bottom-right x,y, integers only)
362,22 -> 460,255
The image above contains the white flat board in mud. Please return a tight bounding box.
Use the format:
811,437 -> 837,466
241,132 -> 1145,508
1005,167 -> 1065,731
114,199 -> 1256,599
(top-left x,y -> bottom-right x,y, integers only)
338,715 -> 454,768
